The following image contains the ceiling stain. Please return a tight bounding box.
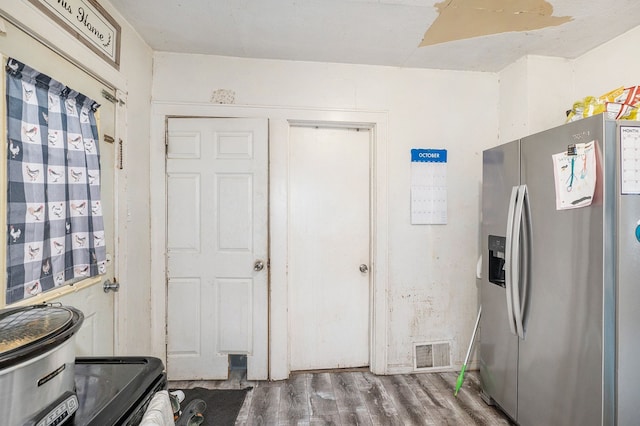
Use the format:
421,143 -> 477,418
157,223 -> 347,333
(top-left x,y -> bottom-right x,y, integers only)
420,0 -> 572,47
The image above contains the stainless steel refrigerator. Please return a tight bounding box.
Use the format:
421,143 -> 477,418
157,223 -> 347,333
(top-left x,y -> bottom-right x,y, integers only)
480,114 -> 640,426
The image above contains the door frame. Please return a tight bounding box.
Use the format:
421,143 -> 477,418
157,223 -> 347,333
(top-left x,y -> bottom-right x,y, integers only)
149,102 -> 389,380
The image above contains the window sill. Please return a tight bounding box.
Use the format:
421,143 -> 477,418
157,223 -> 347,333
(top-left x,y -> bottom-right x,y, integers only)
8,276 -> 103,308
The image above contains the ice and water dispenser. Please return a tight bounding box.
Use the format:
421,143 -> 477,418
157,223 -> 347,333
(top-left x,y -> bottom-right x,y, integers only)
488,235 -> 506,287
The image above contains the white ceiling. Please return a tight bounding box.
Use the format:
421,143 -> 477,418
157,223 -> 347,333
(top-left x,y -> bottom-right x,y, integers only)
109,0 -> 640,72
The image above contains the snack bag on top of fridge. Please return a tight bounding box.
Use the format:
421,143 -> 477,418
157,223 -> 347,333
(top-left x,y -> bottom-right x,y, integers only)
566,96 -> 605,122
566,86 -> 640,122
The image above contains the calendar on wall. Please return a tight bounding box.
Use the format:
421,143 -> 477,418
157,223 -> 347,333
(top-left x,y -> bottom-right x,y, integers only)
410,148 -> 448,225
620,125 -> 640,194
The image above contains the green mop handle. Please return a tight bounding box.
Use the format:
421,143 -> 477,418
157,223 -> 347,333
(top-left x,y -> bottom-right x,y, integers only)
455,305 -> 482,396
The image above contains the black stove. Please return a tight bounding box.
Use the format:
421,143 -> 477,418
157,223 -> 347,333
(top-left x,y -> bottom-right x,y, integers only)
0,304 -> 165,426
72,357 -> 166,425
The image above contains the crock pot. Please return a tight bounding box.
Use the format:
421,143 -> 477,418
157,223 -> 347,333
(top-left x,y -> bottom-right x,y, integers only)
0,304 -> 84,426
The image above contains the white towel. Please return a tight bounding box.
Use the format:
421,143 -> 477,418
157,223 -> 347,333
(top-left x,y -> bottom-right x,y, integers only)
139,390 -> 175,426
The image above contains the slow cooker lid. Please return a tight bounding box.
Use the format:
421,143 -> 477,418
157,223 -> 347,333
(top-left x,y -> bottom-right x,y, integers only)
0,306 -> 74,354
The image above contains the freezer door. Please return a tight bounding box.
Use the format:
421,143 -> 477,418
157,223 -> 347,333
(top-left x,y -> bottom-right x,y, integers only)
480,140 -> 519,421
517,115 -> 607,426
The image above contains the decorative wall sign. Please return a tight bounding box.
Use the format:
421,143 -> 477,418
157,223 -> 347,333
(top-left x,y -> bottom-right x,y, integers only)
28,0 -> 121,69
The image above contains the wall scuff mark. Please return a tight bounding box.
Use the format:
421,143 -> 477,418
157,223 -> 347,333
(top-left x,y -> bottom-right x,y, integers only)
420,0 -> 572,47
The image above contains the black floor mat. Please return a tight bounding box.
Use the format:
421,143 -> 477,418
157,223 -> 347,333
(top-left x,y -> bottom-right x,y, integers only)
171,387 -> 250,426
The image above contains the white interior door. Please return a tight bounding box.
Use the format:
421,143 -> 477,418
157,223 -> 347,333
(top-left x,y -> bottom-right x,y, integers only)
166,117 -> 268,380
0,20 -> 116,355
289,126 -> 370,371
60,99 -> 116,356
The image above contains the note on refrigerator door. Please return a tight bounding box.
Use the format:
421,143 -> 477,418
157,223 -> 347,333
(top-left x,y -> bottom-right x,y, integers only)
552,141 -> 597,210
410,149 -> 447,224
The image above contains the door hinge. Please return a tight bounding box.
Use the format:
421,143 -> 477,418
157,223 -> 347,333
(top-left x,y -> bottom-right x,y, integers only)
165,126 -> 169,155
101,89 -> 126,106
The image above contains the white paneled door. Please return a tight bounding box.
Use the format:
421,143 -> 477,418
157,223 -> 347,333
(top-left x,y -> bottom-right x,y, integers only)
0,20 -> 116,356
166,118 -> 268,380
58,94 -> 116,357
289,126 -> 371,371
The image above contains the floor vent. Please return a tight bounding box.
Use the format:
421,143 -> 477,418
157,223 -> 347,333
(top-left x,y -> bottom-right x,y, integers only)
414,341 -> 451,370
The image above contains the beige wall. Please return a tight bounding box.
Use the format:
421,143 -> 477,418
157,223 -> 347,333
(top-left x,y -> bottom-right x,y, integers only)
498,26 -> 640,143
572,26 -> 640,107
152,53 -> 500,373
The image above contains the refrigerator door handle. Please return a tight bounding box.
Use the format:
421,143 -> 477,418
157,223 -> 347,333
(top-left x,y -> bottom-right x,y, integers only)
512,184 -> 529,339
504,186 -> 519,336
519,184 -> 532,338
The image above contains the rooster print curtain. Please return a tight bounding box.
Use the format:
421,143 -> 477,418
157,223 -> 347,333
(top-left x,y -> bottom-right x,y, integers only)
5,58 -> 106,304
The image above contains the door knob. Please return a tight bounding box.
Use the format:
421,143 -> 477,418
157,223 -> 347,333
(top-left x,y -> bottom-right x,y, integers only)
359,264 -> 369,273
103,279 -> 120,293
254,260 -> 265,271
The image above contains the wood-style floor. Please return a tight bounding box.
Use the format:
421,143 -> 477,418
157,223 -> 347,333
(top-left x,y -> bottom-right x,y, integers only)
171,369 -> 511,425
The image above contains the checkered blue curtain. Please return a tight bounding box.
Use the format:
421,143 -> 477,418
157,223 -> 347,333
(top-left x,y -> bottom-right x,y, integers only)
6,58 -> 107,304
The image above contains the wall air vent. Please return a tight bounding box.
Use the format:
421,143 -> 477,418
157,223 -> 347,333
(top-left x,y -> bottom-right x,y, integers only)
414,341 -> 451,371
